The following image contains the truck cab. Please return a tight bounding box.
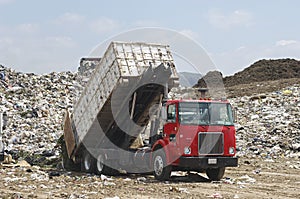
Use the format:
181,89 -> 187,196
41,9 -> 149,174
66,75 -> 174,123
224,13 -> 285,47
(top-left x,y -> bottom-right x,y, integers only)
152,99 -> 238,180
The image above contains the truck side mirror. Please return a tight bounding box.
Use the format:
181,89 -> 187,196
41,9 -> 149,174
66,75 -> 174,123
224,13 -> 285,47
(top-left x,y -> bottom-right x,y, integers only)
233,107 -> 238,123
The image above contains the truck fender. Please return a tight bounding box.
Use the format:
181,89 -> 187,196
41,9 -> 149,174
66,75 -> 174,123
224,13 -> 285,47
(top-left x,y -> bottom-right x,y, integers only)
151,140 -> 171,165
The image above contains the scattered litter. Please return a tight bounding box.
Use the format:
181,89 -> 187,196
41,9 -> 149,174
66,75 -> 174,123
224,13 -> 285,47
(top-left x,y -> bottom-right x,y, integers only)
137,177 -> 147,182
283,90 -> 292,95
103,181 -> 116,186
2,154 -> 14,164
101,174 -> 114,181
49,171 -> 60,177
252,168 -> 261,174
101,174 -> 108,181
104,197 -> 120,199
207,192 -> 223,198
123,178 -> 131,182
39,184 -> 48,189
169,186 -> 189,194
237,175 -> 256,184
222,177 -> 235,184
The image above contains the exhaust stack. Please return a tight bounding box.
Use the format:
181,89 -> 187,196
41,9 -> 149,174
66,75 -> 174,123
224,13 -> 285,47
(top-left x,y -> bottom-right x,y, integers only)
198,88 -> 209,98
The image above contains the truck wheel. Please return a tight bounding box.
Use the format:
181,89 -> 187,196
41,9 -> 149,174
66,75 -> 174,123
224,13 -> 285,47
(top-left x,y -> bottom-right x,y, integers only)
81,150 -> 95,173
95,154 -> 105,174
206,167 -> 225,181
153,150 -> 172,181
95,154 -> 109,175
95,154 -> 118,176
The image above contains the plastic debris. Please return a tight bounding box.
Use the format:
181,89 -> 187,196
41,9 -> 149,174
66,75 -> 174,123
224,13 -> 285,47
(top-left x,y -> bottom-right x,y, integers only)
237,175 -> 256,184
233,194 -> 240,199
169,186 -> 190,194
208,193 -> 223,198
137,177 -> 147,182
103,181 -> 116,186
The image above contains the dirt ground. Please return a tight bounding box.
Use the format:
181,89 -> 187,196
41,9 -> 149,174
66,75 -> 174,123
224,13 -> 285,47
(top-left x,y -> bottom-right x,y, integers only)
0,157 -> 299,199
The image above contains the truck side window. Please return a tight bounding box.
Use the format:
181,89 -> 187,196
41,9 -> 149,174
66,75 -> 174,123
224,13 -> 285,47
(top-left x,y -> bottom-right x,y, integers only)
167,104 -> 176,123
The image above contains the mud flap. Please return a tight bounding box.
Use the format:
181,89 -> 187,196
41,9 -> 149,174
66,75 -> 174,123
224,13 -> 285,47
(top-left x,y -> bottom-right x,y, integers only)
63,110 -> 76,159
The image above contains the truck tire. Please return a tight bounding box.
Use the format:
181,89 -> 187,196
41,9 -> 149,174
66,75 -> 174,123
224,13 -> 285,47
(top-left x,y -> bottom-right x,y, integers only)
95,153 -> 118,176
81,150 -> 95,173
95,154 -> 109,175
206,167 -> 225,181
153,150 -> 172,181
95,154 -> 105,174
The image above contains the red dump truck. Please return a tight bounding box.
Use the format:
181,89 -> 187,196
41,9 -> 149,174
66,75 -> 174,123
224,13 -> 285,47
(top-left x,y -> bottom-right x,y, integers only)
62,41 -> 238,181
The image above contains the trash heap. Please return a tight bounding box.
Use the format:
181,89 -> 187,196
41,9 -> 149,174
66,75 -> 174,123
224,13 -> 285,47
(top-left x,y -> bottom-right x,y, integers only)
230,85 -> 300,159
0,63 -> 299,167
0,65 -> 84,165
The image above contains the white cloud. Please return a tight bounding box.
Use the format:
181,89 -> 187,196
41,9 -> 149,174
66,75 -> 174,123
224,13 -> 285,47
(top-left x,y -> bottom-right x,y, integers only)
55,12 -> 86,25
17,23 -> 39,34
207,9 -> 254,30
266,40 -> 300,57
0,14 -> 122,74
0,37 -> 13,44
276,40 -> 298,46
0,25 -> 9,35
54,14 -> 121,35
210,41 -> 300,76
132,20 -> 160,27
0,34 -> 80,73
89,17 -> 120,33
0,0 -> 14,5
45,36 -> 76,48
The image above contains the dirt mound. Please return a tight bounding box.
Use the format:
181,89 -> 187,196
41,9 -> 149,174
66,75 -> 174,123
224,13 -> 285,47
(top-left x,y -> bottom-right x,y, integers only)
223,58 -> 300,87
195,58 -> 300,97
195,71 -> 223,88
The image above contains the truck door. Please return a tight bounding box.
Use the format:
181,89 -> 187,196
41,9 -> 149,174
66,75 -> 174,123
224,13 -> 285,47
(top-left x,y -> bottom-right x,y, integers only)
163,104 -> 179,161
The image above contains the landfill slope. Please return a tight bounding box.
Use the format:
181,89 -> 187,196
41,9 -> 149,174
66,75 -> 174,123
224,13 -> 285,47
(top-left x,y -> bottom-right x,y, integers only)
0,61 -> 299,198
231,85 -> 300,159
0,65 -> 82,165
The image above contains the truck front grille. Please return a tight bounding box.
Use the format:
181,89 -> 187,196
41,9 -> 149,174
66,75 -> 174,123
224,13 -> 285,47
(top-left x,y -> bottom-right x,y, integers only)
198,132 -> 224,155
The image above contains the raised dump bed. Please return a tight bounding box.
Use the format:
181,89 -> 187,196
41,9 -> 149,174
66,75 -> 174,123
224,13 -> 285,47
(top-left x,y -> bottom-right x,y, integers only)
64,42 -> 179,160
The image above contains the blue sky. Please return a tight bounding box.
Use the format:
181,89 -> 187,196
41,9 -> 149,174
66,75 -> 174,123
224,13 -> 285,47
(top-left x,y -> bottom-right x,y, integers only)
0,0 -> 299,76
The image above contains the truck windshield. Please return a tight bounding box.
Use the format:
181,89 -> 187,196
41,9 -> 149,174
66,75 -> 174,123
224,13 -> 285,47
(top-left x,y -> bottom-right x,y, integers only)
178,102 -> 234,126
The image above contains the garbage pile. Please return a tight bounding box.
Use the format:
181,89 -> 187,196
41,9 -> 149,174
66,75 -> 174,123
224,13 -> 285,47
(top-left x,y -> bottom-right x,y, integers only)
0,63 -> 299,167
230,85 -> 300,159
0,65 -> 83,165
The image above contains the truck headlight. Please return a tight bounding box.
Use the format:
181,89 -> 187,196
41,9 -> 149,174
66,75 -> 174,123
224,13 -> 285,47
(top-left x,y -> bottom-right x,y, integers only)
229,147 -> 235,155
184,147 -> 191,155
